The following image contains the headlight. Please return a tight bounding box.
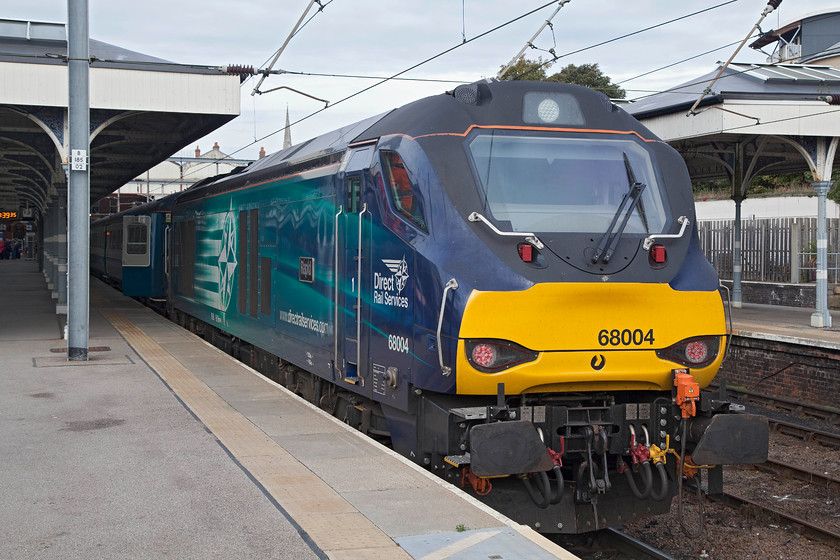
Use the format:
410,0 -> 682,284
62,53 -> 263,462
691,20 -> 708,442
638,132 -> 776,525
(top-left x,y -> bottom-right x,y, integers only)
465,339 -> 538,373
656,336 -> 720,368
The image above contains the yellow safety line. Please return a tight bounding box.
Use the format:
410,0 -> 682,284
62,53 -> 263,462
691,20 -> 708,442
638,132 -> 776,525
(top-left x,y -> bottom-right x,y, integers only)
101,310 -> 411,559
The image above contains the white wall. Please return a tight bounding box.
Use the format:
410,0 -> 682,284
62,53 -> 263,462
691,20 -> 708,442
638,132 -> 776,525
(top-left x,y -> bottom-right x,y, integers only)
696,196 -> 840,221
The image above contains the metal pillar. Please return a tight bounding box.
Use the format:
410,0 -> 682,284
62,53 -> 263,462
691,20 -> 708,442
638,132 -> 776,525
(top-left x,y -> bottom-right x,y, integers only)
811,180 -> 833,328
731,196 -> 744,309
729,142 -> 746,309
56,196 -> 68,316
67,0 -> 90,359
43,201 -> 55,293
44,198 -> 62,300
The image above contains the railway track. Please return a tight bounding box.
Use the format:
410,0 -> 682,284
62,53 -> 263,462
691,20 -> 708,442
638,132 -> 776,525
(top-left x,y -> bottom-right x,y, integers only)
723,385 -> 840,427
756,457 -> 840,492
769,418 -> 840,449
717,491 -> 840,552
595,528 -> 677,560
554,528 -> 677,560
719,419 -> 840,553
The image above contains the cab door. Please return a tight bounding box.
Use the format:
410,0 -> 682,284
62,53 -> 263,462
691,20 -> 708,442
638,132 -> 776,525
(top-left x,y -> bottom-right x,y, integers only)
334,145 -> 374,389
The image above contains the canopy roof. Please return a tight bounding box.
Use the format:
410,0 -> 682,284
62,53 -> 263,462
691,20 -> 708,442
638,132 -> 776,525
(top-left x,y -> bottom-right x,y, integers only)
0,19 -> 240,217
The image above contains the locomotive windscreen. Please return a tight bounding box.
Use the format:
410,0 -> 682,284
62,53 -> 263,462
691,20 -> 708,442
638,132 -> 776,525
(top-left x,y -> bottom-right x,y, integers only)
466,130 -> 669,235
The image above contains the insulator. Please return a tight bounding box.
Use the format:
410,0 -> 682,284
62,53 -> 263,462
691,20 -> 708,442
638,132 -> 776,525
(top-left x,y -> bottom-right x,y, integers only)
767,0 -> 782,9
822,94 -> 840,105
224,64 -> 254,77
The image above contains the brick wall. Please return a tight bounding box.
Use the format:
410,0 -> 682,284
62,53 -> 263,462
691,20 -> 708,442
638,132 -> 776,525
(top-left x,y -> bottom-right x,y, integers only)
720,280 -> 817,308
716,336 -> 839,408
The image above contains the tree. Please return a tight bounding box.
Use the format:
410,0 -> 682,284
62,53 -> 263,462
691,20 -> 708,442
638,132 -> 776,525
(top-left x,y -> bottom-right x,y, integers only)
547,63 -> 625,99
498,57 -> 626,100
497,56 -> 549,81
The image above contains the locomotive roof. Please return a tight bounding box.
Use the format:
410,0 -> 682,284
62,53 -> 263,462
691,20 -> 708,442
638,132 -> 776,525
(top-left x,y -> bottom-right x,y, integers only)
176,80 -> 654,203
353,80 -> 648,141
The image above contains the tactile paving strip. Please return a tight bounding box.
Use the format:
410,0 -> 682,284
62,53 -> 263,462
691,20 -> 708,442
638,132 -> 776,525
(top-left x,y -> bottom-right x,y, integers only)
102,310 -> 412,560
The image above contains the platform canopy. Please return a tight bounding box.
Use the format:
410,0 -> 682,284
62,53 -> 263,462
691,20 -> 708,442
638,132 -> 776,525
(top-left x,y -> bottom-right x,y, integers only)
626,60 -> 840,327
626,62 -> 840,183
0,19 -> 241,218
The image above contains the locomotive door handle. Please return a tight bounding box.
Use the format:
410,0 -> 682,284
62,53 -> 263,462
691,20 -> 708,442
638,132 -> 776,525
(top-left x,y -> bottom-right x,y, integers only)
437,278 -> 459,376
356,203 -> 368,381
334,205 -> 343,376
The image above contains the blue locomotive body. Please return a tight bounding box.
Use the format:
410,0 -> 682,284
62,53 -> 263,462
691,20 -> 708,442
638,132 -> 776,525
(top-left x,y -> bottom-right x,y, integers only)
93,81 -> 768,533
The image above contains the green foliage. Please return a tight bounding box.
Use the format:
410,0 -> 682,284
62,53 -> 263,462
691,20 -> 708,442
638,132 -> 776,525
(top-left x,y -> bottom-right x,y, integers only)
693,169 -> 840,201
747,171 -> 812,195
455,524 -> 468,532
498,56 -> 549,81
692,178 -> 730,200
498,57 -> 626,99
829,169 -> 840,204
546,63 -> 626,99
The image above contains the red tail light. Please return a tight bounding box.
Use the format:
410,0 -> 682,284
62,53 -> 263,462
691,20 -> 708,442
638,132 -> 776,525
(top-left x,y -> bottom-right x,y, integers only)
650,244 -> 666,263
518,243 -> 534,263
466,339 -> 538,373
656,336 -> 720,368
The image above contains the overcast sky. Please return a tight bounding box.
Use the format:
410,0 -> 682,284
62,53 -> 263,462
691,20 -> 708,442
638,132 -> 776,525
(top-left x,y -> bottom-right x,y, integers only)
2,0 -> 833,161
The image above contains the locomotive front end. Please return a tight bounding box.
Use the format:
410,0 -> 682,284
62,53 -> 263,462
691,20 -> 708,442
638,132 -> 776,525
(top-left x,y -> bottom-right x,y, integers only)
410,83 -> 769,533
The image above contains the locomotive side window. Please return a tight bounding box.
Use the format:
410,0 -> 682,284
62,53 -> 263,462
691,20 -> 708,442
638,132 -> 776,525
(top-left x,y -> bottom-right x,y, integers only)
382,151 -> 426,231
467,131 -> 668,235
347,176 -> 361,213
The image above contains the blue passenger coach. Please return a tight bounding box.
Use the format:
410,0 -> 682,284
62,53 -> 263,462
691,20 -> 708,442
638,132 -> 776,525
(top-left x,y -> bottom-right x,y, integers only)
91,192 -> 180,299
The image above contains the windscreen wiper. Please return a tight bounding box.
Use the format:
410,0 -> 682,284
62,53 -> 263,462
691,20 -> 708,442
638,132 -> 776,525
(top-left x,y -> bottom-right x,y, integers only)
591,154 -> 646,264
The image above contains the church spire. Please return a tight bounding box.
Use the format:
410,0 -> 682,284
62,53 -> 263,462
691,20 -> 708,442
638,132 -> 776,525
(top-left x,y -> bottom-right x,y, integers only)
283,105 -> 292,149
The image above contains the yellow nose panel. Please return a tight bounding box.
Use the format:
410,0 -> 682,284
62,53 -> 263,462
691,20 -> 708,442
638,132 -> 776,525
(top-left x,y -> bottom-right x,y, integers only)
456,282 -> 726,396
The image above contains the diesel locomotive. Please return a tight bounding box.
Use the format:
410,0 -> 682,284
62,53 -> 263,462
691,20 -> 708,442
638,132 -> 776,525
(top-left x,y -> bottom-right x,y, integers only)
91,80 -> 768,533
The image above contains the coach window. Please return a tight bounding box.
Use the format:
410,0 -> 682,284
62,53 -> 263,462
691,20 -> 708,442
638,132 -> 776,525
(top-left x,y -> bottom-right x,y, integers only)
382,151 -> 426,231
125,219 -> 149,255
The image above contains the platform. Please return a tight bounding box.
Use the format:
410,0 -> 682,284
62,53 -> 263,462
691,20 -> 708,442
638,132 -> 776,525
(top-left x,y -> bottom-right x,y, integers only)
729,302 -> 840,350
0,259 -> 575,560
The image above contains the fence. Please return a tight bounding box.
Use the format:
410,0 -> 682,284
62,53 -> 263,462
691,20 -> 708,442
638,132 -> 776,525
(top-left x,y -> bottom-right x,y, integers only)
697,217 -> 840,284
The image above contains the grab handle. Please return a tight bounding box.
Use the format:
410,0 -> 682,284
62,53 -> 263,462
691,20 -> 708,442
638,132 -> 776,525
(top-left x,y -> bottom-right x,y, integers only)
356,203 -> 368,379
468,212 -> 544,249
437,278 -> 458,376
643,216 -> 690,250
333,205 -> 343,375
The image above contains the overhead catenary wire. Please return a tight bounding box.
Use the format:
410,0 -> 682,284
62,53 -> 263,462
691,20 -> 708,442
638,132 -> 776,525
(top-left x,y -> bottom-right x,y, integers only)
150,0 -> 566,189
251,0 -> 324,96
162,0 -> 746,186
156,0 -> 823,189
687,0 -> 783,115
498,0 -> 571,79
508,0 -> 741,81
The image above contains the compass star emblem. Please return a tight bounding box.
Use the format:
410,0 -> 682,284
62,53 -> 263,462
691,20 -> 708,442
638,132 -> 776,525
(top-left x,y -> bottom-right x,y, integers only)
382,256 -> 409,294
218,212 -> 238,310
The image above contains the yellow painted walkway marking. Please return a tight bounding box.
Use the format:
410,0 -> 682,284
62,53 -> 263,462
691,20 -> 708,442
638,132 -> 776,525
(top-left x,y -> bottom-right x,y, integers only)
102,310 -> 411,560
418,530 -> 500,560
